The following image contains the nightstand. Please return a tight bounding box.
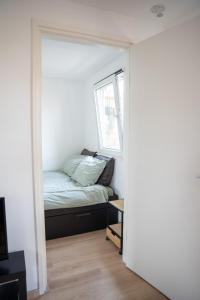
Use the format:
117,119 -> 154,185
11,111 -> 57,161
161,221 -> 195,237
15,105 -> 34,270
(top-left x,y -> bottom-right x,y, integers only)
106,199 -> 124,255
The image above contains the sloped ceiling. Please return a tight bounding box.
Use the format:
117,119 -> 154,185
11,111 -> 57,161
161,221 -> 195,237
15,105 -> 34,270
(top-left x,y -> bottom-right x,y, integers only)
42,38 -> 124,79
69,0 -> 200,42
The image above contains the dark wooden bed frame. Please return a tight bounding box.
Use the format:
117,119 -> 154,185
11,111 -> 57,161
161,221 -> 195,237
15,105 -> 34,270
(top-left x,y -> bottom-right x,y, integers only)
45,195 -> 118,240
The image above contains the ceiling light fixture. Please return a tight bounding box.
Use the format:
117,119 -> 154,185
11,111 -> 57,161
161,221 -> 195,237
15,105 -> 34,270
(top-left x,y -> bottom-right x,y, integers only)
151,4 -> 165,17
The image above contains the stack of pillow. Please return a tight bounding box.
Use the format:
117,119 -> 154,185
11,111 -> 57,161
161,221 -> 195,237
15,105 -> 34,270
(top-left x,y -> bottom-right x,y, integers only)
63,151 -> 104,187
63,149 -> 114,187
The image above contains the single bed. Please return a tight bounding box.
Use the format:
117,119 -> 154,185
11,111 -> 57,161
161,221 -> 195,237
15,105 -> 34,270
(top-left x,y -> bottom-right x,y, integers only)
44,154 -> 118,240
44,171 -> 113,210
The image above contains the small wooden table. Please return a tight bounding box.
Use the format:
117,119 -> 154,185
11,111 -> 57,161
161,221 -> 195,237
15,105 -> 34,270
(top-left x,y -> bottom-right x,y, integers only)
106,200 -> 124,255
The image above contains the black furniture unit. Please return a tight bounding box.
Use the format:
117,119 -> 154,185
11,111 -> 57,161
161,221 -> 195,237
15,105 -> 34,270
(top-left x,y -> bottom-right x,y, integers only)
0,251 -> 27,300
0,197 -> 8,261
45,197 -> 118,240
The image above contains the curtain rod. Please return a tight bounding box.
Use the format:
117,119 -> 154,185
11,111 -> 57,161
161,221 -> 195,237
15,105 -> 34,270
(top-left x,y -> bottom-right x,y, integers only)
94,68 -> 123,86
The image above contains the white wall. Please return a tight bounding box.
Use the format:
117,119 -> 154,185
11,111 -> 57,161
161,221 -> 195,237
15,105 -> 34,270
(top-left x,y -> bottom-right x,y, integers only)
42,78 -> 85,170
0,0 -> 133,291
126,15 -> 200,300
84,54 -> 127,197
0,0 -> 200,298
42,57 -> 125,196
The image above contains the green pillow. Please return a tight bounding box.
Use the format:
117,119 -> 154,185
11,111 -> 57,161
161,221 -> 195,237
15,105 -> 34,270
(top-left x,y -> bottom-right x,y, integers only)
63,155 -> 85,177
72,156 -> 106,186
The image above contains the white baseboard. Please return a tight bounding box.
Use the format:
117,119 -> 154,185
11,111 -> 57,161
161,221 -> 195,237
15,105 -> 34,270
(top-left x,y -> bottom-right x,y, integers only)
27,289 -> 40,299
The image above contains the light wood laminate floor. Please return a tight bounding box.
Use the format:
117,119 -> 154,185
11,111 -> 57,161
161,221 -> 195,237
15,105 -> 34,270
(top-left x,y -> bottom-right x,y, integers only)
31,230 -> 168,300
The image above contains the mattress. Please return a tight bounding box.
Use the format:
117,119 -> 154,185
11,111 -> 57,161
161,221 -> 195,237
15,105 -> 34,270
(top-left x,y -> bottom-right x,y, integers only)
43,171 -> 113,210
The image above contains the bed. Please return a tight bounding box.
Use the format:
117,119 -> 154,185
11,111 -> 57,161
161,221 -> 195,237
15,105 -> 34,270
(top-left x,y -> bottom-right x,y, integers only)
44,153 -> 118,240
44,171 -> 114,210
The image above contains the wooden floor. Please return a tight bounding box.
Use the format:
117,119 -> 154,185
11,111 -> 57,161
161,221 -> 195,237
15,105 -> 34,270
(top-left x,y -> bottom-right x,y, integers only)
31,230 -> 168,300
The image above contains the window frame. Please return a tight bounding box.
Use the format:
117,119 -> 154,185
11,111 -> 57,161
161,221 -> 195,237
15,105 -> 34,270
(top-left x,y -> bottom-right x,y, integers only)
94,72 -> 123,154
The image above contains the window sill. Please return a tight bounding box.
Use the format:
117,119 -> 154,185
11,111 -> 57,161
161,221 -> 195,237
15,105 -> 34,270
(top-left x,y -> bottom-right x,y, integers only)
98,148 -> 123,159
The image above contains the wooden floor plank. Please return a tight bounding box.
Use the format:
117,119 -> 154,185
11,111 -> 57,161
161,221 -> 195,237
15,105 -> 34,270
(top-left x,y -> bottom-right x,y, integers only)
30,230 -> 168,300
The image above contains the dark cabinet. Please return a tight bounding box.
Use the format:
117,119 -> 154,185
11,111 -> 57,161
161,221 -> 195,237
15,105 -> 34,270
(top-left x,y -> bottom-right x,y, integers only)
0,280 -> 19,299
0,251 -> 27,300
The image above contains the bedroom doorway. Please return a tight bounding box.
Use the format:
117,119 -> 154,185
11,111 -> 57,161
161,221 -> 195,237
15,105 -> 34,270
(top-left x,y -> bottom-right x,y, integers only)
32,21 -> 132,295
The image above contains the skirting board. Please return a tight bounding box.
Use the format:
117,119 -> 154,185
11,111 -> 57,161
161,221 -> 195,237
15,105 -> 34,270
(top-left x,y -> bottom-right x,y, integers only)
125,263 -> 169,300
27,289 -> 40,299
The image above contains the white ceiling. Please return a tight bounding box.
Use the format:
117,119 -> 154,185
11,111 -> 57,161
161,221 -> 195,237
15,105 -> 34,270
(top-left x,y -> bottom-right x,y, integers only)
69,0 -> 200,42
42,38 -> 124,79
42,1 -> 200,78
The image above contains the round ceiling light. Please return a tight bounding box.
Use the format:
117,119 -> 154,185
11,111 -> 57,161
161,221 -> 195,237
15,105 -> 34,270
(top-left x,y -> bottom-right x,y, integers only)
151,4 -> 165,17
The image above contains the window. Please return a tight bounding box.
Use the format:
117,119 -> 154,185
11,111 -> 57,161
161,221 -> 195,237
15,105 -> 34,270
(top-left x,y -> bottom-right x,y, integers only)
94,71 -> 124,152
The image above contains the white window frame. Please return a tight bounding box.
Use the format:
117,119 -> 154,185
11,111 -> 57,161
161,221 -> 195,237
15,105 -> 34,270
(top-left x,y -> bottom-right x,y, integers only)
94,72 -> 123,154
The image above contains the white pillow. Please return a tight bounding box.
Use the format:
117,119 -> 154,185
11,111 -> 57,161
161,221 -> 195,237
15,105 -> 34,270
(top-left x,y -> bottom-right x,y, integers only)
71,156 -> 106,186
63,155 -> 85,177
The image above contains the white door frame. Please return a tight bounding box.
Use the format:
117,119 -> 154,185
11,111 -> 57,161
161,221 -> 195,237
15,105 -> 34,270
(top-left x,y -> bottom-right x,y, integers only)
31,19 -> 133,294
